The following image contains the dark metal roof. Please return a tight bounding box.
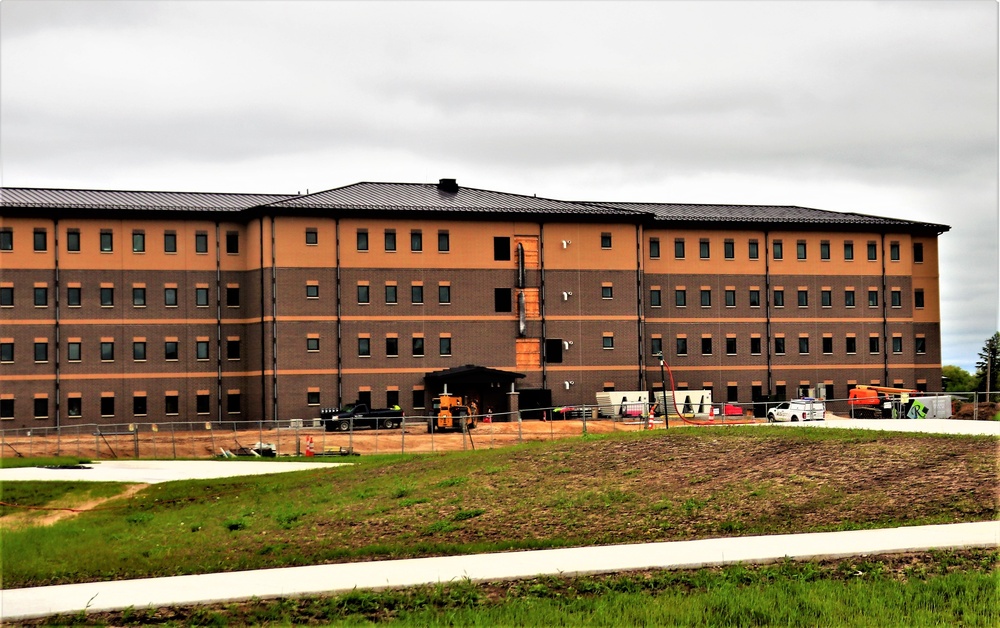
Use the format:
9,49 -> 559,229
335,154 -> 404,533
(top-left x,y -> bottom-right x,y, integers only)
0,187 -> 295,212
588,201 -> 950,232
424,364 -> 526,384
265,182 -> 640,216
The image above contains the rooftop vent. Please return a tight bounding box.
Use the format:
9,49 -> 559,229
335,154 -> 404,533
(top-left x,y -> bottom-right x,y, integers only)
437,178 -> 459,194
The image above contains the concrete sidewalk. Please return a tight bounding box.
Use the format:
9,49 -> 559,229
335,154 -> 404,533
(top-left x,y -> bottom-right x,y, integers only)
3,521 -> 997,621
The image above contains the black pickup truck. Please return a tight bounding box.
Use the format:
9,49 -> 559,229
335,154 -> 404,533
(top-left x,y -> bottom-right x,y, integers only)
321,404 -> 405,432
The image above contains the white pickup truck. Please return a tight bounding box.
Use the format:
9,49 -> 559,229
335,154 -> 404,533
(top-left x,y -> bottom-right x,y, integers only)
767,399 -> 826,422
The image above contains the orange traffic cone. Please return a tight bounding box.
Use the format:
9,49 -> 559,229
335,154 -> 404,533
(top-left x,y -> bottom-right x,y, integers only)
305,436 -> 314,457
708,405 -> 715,419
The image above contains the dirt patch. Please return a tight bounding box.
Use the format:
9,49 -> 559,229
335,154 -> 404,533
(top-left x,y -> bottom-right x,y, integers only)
952,402 -> 1000,421
1,483 -> 149,531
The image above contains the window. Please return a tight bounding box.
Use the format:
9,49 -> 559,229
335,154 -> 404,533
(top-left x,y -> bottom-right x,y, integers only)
676,337 -> 688,356
494,236 -> 511,261
773,289 -> 784,307
846,337 -> 857,354
844,241 -> 854,260
651,337 -> 663,356
845,290 -> 855,308
226,286 -> 240,307
438,284 -> 451,304
750,337 -> 761,355
34,229 -> 47,252
602,334 -> 615,350
101,287 -> 114,307
726,337 -> 737,355
798,337 -> 809,354
0,399 -> 13,419
892,337 -> 903,353
725,289 -> 735,307
356,229 -> 368,251
133,341 -> 146,361
700,289 -> 711,307
386,284 -> 398,304
797,290 -> 808,307
601,233 -> 612,249
890,241 -> 900,261
544,338 -> 563,364
100,231 -> 113,252
821,290 -> 832,307
915,337 -> 926,354
164,341 -> 178,361
196,340 -> 209,360
307,391 -> 321,406
699,239 -> 710,259
165,394 -> 181,415
197,394 -> 210,414
822,337 -> 833,354
306,228 -> 318,246
34,286 -> 47,307
101,397 -> 115,417
227,393 -> 241,414
796,240 -> 807,260
867,241 -> 878,261
226,231 -> 239,254
307,337 -> 320,352
774,337 -> 786,354
62,396 -> 85,418
164,231 -> 177,253
411,284 -> 424,304
0,287 -> 12,307
67,342 -> 80,361
34,398 -> 48,419
412,337 -> 424,357
914,289 -> 925,309
820,241 -> 830,260
675,289 -> 687,307
674,238 -> 685,259
869,336 -> 880,354
650,289 -> 662,307
438,230 -> 450,252
101,341 -> 114,361
132,231 -> 145,253
195,232 -> 208,254
749,289 -> 760,308
748,239 -> 759,260
602,285 -> 613,299
410,229 -> 422,252
164,288 -> 178,307
358,337 -> 371,357
386,390 -> 399,408
495,288 -> 511,312
67,229 -> 80,252
227,339 -> 241,360
0,228 -> 12,251
724,239 -> 734,260
413,389 -> 425,408
701,337 -> 712,355
891,290 -> 901,308
772,240 -> 783,260
439,336 -> 452,356
66,287 -> 80,307
306,284 -> 319,299
649,238 -> 660,259
0,342 -> 13,363
384,229 -> 396,252
34,342 -> 48,362
913,243 -> 924,263
868,290 -> 879,307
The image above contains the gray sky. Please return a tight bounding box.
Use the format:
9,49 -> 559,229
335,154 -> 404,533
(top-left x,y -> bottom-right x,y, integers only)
2,1 -> 997,373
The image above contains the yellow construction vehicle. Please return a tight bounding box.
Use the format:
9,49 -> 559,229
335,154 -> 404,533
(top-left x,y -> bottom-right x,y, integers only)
848,385 -> 918,419
428,395 -> 478,433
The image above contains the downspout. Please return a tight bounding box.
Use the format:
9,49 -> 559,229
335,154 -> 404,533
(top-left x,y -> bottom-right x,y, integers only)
215,222 -> 223,423
764,230 -> 772,396
538,223 -> 547,392
270,216 -> 278,424
336,218 -> 343,406
635,223 -> 644,390
259,217 -> 267,423
881,232 -> 889,385
54,219 -> 60,433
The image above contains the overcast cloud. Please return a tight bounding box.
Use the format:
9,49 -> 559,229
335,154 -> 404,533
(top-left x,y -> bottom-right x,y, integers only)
1,1 -> 996,372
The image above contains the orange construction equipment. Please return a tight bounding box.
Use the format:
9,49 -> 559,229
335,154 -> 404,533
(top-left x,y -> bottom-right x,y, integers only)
849,385 -> 918,419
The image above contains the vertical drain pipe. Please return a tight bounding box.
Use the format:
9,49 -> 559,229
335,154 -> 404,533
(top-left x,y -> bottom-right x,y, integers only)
881,232 -> 889,385
538,224 -> 547,392
635,224 -> 644,390
54,219 -> 61,436
259,216 -> 267,424
764,230 -> 772,397
215,222 -> 223,423
335,219 -> 343,407
271,216 -> 278,425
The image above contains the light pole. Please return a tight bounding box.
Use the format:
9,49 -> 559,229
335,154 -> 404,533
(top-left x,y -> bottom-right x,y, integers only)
658,352 -> 668,429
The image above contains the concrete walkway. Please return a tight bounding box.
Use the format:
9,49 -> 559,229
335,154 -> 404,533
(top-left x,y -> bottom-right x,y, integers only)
3,521 -> 997,621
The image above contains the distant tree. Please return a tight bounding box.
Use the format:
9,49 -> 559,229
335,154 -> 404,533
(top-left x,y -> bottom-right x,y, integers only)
942,364 -> 976,393
974,332 -> 1000,401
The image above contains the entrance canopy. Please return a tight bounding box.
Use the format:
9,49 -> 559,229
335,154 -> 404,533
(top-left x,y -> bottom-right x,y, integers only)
424,364 -> 525,388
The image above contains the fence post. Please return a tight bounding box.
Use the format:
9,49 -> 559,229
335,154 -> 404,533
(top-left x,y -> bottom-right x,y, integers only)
517,410 -> 523,444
